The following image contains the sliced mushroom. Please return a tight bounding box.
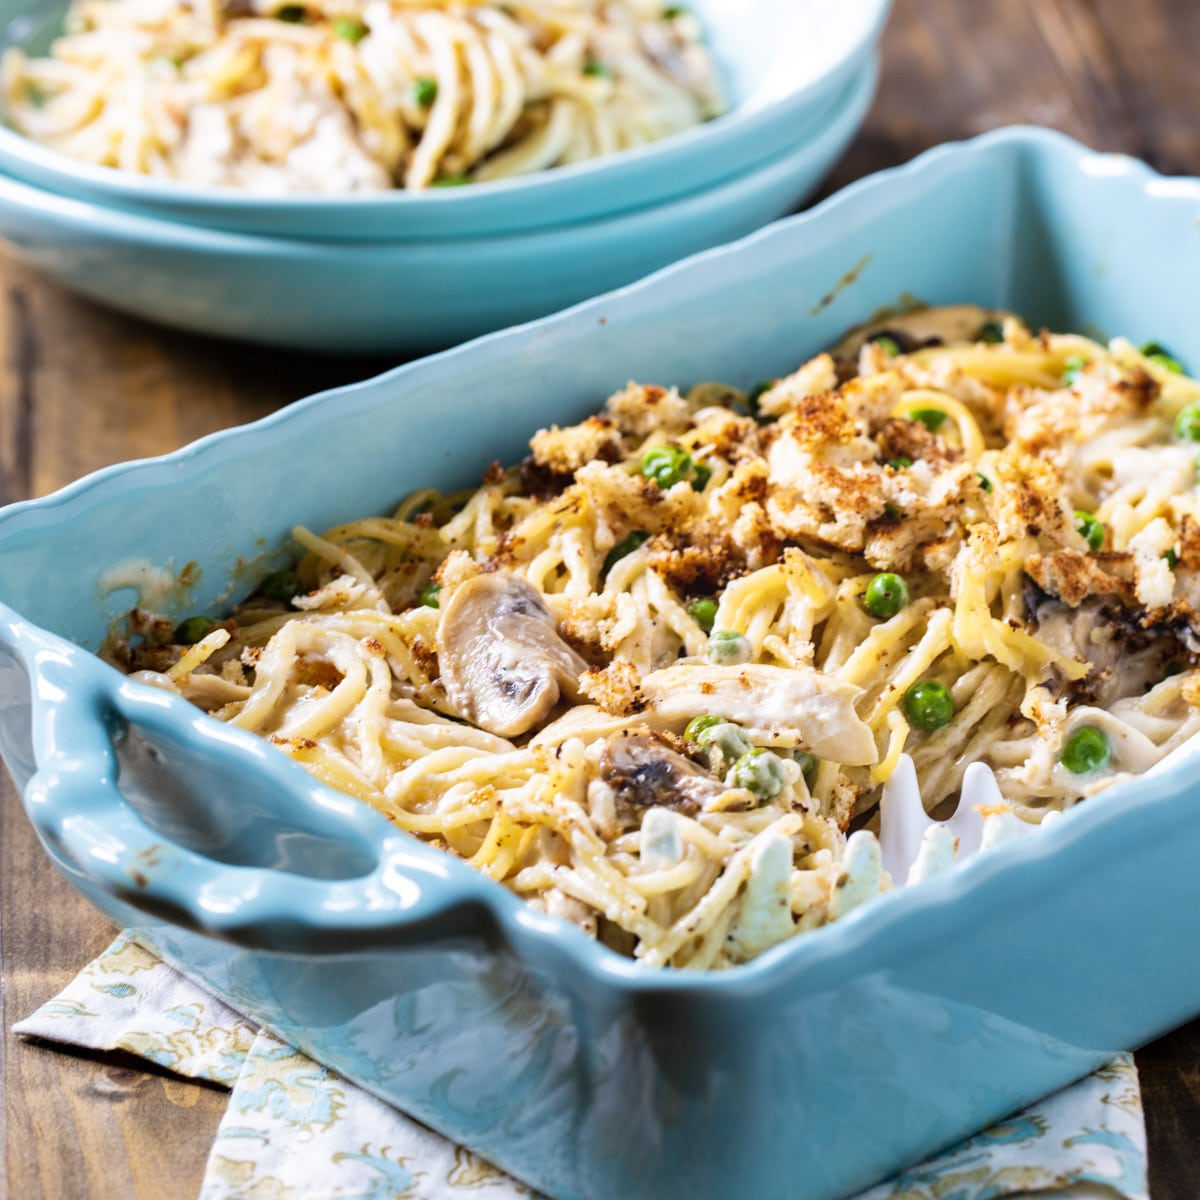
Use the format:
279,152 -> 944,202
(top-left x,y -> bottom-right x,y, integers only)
600,730 -> 725,820
438,573 -> 588,738
639,663 -> 877,766
1030,594 -> 1182,707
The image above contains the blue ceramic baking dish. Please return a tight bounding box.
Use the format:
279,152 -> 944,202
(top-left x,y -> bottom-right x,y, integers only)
0,52 -> 876,354
3,127 -> 1200,1200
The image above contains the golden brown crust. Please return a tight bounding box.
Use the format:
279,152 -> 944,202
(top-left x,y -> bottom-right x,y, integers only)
294,656 -> 344,691
875,416 -> 962,470
774,389 -> 858,446
579,660 -> 645,716
1025,550 -> 1137,607
990,451 -> 1078,546
408,634 -> 440,681
604,382 -> 692,439
1179,514 -> 1200,573
529,415 -> 623,476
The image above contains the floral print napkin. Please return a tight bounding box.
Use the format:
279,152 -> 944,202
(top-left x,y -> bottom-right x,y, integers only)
14,932 -> 1148,1200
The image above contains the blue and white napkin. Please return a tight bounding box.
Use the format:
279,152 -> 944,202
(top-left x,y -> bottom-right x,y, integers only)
15,931 -> 1148,1200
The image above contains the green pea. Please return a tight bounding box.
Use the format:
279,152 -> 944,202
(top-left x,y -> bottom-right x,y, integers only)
418,582 -> 442,608
870,334 -> 901,357
603,530 -> 649,575
259,569 -> 303,605
882,502 -> 903,521
1061,725 -> 1111,775
583,60 -> 612,78
640,444 -> 693,490
862,572 -> 909,620
910,408 -> 948,432
431,173 -> 470,187
1140,341 -> 1186,375
683,714 -> 725,743
175,615 -> 217,645
332,16 -> 367,41
413,77 -> 437,107
706,629 -> 752,666
886,457 -> 912,470
1164,548 -> 1179,568
1175,403 -> 1200,442
976,320 -> 1005,344
1062,356 -> 1087,385
728,748 -> 786,801
1148,353 -> 1185,375
687,597 -> 718,632
686,717 -> 750,763
709,723 -> 752,762
276,4 -> 306,21
902,679 -> 955,731
662,4 -> 687,15
1074,510 -> 1105,552
793,750 -> 818,784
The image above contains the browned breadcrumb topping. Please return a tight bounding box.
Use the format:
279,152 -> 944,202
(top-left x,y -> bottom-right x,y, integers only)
408,635 -> 440,681
648,539 -> 748,593
776,390 -> 859,446
605,382 -> 691,438
529,415 -> 623,476
875,416 -> 963,469
579,660 -> 644,715
271,735 -> 317,750
1026,551 -> 1137,607
1179,515 -> 1200,572
294,657 -> 343,691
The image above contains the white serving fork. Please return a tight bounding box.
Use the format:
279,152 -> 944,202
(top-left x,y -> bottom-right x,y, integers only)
857,734 -> 1200,901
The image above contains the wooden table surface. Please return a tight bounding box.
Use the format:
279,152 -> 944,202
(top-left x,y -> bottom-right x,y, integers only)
4,1 -> 1200,1196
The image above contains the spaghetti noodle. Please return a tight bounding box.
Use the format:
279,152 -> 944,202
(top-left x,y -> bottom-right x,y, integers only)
2,0 -> 723,191
107,307 -> 1200,967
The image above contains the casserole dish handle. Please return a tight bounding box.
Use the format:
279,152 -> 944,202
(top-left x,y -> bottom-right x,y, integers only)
11,619 -> 498,954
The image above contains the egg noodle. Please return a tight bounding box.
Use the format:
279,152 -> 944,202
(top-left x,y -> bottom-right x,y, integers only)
1,0 -> 722,191
109,307 -> 1200,968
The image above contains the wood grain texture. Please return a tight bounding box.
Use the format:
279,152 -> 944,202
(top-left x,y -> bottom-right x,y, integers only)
3,0 -> 1200,1195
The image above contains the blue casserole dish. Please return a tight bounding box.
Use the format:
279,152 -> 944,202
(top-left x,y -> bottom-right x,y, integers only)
0,52 -> 876,355
3,127 -> 1200,1200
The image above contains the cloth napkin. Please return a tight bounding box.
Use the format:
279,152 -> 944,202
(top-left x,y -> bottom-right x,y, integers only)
15,931 -> 1148,1200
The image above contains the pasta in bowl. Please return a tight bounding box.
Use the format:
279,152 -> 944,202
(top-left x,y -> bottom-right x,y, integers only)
0,0 -> 890,241
1,0 -> 725,192
107,305 -> 1200,968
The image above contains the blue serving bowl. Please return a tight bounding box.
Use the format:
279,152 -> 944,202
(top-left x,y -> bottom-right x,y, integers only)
0,54 -> 877,353
4,128 -> 1200,1200
0,0 -> 890,240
